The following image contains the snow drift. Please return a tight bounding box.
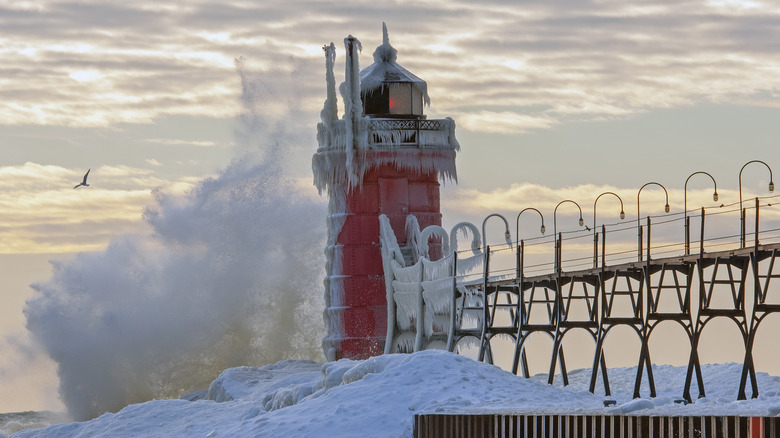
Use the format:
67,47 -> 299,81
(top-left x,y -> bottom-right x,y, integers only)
12,351 -> 780,437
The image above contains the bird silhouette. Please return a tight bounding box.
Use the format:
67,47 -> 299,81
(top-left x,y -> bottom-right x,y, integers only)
73,169 -> 90,189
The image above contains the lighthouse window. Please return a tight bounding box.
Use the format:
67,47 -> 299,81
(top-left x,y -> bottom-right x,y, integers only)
388,84 -> 412,115
362,86 -> 389,115
362,84 -> 423,117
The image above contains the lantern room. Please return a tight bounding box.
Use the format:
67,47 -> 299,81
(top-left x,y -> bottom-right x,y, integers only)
359,25 -> 429,119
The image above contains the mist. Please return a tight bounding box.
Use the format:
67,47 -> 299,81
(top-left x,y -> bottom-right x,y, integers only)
24,59 -> 327,421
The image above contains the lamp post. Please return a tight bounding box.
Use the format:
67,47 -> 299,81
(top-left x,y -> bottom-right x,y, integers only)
481,213 -> 512,256
637,182 -> 670,261
553,200 -> 585,273
593,192 -> 625,268
516,208 -> 546,242
515,208 -> 546,278
684,171 -> 719,255
739,160 -> 774,248
479,213 -> 512,363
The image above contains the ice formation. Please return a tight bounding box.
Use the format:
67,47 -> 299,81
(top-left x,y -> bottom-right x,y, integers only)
380,214 -> 477,354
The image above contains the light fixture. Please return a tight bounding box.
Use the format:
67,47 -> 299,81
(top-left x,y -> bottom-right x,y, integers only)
770,181 -> 775,192
540,225 -> 546,234
713,192 -> 719,202
620,210 -> 626,220
665,204 -> 670,213
578,217 -> 584,226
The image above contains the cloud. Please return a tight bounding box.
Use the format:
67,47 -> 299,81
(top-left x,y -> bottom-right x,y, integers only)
451,110 -> 558,134
2,1 -> 780,132
145,138 -> 220,147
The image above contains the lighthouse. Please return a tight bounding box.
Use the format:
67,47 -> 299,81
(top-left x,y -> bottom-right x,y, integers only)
313,25 -> 459,360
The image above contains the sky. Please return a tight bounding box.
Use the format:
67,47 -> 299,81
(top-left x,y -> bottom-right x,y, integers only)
2,0 -> 780,413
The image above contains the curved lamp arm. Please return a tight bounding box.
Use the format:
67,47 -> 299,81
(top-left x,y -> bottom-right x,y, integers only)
739,160 -> 774,211
481,213 -> 512,255
637,182 -> 670,229
593,191 -> 626,231
516,207 -> 546,243
684,171 -> 719,217
553,200 -> 585,238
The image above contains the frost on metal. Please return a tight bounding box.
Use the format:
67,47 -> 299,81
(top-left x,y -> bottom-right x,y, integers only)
380,214 -> 465,353
422,255 -> 455,339
415,225 -> 450,260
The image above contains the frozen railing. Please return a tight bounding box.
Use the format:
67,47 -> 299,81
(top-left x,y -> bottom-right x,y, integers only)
369,118 -> 457,148
316,117 -> 459,151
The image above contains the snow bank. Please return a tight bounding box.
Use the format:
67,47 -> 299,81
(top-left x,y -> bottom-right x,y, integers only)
13,351 -> 780,438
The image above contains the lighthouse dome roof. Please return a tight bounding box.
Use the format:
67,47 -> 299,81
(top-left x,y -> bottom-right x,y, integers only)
359,23 -> 430,106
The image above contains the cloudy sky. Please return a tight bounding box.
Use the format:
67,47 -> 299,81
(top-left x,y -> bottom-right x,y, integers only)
2,0 -> 780,412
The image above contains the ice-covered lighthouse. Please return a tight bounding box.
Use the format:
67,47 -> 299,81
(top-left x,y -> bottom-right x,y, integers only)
313,25 -> 460,360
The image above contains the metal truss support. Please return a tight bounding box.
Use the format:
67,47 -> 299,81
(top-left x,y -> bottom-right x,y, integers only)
548,274 -> 600,387
685,254 -> 750,402
590,267 -> 645,397
512,279 -> 560,379
740,247 -> 780,399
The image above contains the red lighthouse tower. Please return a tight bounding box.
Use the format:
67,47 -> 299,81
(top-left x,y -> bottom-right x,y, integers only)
313,25 -> 459,360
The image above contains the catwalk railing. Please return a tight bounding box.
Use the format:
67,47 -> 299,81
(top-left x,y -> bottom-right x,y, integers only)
447,195 -> 780,403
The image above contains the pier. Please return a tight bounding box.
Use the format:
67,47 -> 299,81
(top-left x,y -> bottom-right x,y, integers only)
448,194 -> 780,402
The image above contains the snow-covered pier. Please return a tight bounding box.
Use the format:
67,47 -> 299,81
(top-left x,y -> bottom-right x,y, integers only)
381,195 -> 780,404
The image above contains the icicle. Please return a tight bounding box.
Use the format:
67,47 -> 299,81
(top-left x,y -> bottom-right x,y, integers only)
461,286 -> 484,327
312,127 -> 458,194
421,255 -> 455,339
343,35 -> 363,187
321,42 -> 338,125
450,222 -> 481,254
379,214 -> 405,265
389,332 -> 416,354
389,259 -> 424,350
404,215 -> 421,263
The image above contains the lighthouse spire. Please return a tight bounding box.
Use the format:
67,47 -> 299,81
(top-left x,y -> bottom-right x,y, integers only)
373,22 -> 397,64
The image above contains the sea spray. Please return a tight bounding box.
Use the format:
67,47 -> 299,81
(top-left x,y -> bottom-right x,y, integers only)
24,58 -> 327,421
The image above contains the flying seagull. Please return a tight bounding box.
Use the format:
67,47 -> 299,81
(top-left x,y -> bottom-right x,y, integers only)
73,169 -> 90,189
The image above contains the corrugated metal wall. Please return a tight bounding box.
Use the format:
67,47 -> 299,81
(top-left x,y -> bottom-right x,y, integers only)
414,414 -> 778,437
